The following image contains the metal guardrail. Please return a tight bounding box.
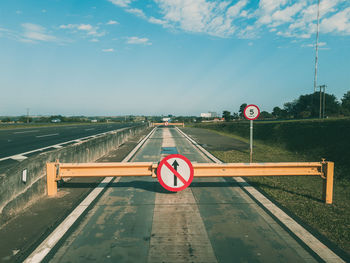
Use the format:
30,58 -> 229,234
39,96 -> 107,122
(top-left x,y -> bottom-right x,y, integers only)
47,160 -> 334,204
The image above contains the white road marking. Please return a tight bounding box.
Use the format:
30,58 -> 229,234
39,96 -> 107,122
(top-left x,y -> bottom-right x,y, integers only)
176,127 -> 345,263
36,133 -> 59,138
0,127 -> 130,162
52,145 -> 63,149
23,127 -> 155,263
11,155 -> 28,161
84,128 -> 95,131
13,130 -> 39,134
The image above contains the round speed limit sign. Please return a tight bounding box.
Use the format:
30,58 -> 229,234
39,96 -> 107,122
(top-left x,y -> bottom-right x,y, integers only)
244,104 -> 260,120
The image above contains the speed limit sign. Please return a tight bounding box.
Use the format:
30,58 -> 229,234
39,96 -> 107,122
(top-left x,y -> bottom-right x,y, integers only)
244,104 -> 260,120
243,104 -> 260,163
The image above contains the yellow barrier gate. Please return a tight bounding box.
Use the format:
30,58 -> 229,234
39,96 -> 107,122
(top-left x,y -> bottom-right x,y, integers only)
152,122 -> 185,127
47,160 -> 334,204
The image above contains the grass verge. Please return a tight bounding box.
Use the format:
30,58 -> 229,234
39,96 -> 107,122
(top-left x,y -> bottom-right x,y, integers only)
206,129 -> 350,255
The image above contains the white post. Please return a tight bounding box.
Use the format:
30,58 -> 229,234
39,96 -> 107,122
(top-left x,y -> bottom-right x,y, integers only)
250,120 -> 253,163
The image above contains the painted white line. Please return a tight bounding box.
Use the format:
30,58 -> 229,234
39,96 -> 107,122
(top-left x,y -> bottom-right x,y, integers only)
84,128 -> 95,131
13,130 -> 39,134
52,145 -> 63,149
11,155 -> 28,161
0,127 -> 131,162
176,127 -> 345,263
36,133 -> 59,138
23,126 -> 155,263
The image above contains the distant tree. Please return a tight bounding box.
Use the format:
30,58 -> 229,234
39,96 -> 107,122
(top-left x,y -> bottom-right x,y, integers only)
239,103 -> 247,118
259,111 -> 273,119
232,112 -> 239,120
1,117 -> 11,122
341,90 -> 350,115
282,92 -> 340,118
272,106 -> 282,119
222,110 -> 231,122
18,116 -> 32,123
283,101 -> 297,118
195,117 -> 203,123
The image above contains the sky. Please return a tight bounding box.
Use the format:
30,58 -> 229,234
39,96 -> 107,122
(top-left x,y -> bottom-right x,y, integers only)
0,0 -> 349,116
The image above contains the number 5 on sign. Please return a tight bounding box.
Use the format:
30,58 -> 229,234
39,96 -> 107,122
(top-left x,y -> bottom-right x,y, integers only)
243,104 -> 260,163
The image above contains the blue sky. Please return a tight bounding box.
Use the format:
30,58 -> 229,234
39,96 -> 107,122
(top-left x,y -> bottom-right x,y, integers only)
0,0 -> 349,116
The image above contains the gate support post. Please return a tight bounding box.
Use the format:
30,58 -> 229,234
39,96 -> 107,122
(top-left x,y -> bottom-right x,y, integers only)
322,161 -> 334,204
47,163 -> 57,196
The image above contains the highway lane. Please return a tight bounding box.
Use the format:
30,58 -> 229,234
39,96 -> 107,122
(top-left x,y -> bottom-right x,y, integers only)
0,123 -> 137,160
36,127 -> 323,263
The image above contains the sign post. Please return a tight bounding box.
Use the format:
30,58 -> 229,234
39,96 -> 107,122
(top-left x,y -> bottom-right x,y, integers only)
243,104 -> 260,163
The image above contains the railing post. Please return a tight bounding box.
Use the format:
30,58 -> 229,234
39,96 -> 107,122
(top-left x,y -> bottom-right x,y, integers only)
322,161 -> 334,204
47,163 -> 57,196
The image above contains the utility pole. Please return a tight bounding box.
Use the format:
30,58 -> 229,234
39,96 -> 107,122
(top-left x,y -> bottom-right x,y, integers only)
323,85 -> 326,118
314,0 -> 320,93
27,108 -> 29,123
319,85 -> 326,119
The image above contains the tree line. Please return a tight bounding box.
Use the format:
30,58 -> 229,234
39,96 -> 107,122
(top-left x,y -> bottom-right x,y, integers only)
222,90 -> 350,121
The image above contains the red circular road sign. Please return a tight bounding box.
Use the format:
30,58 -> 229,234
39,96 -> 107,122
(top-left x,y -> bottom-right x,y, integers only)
157,154 -> 194,192
164,121 -> 169,126
244,104 -> 260,120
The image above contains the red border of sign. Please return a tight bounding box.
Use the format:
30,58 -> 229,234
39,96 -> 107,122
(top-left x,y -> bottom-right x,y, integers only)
164,121 -> 169,126
243,104 -> 260,120
157,154 -> 194,192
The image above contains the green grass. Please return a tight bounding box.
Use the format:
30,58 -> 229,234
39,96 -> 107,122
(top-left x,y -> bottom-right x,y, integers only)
196,118 -> 350,180
205,129 -> 350,255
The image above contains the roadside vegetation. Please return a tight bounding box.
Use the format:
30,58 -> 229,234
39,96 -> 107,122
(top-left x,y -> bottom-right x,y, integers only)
222,90 -> 350,121
194,119 -> 350,255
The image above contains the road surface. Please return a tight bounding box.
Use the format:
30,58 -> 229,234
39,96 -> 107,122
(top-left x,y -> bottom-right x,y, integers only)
0,123 -> 136,161
26,127 -> 339,262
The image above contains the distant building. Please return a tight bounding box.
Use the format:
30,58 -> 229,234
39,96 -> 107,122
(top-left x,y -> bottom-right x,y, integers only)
209,112 -> 218,118
200,112 -> 218,118
51,119 -> 61,123
91,119 -> 98,123
200,113 -> 211,118
162,117 -> 171,122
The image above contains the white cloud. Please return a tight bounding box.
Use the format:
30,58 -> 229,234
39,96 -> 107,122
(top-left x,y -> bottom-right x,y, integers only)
21,23 -> 56,42
321,7 -> 350,34
152,0 -> 248,37
109,0 -> 350,39
148,17 -> 167,25
126,8 -> 146,18
303,41 -> 327,48
108,0 -> 133,8
126,36 -> 151,45
102,48 -> 115,52
77,24 -> 93,31
59,23 -> 106,38
107,20 -> 119,25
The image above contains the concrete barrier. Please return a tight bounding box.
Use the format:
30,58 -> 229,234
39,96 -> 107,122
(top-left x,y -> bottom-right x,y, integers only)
0,124 -> 148,226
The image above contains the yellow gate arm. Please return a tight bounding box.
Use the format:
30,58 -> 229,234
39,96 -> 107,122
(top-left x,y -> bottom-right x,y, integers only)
46,160 -> 334,204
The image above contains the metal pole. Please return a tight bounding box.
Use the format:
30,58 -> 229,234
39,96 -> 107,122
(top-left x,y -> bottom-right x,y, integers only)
250,120 -> 253,163
319,86 -> 322,119
323,85 -> 326,118
314,0 -> 320,93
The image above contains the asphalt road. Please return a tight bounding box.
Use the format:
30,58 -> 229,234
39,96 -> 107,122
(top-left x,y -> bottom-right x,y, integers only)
0,123 -> 136,160
40,127 -> 321,263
